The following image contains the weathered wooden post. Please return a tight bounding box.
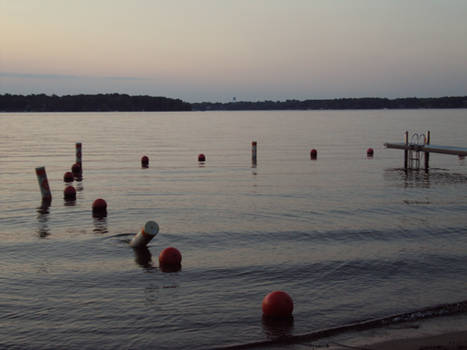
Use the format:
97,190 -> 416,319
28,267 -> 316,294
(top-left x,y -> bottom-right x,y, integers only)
404,131 -> 409,170
424,131 -> 430,171
36,166 -> 52,203
76,142 -> 82,169
252,141 -> 257,165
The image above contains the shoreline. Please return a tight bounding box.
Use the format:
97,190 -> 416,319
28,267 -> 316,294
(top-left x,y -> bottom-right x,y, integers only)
216,303 -> 467,350
321,312 -> 467,350
359,330 -> 467,350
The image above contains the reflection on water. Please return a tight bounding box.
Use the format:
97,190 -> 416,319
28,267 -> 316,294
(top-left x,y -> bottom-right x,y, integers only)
75,181 -> 84,192
144,284 -> 160,305
133,246 -> 154,268
159,263 -> 182,273
251,163 -> 257,176
64,199 -> 76,207
262,315 -> 294,340
403,169 -> 431,189
36,201 -> 50,238
403,199 -> 431,205
384,168 -> 431,188
38,199 -> 51,211
385,168 -> 467,188
93,217 -> 108,234
34,261 -> 52,275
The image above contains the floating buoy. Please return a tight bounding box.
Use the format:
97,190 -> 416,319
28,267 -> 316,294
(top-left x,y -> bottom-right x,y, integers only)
63,171 -> 74,182
141,155 -> 149,168
92,198 -> 107,217
262,291 -> 294,318
198,153 -> 206,162
64,185 -> 76,201
310,149 -> 317,159
367,148 -> 374,157
159,247 -> 182,269
130,220 -> 159,248
71,163 -> 82,176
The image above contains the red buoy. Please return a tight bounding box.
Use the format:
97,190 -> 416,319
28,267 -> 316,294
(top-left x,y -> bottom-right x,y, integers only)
310,149 -> 317,159
141,155 -> 149,168
64,185 -> 76,201
366,148 -> 374,157
92,198 -> 107,217
262,291 -> 294,318
71,163 -> 82,176
198,153 -> 206,162
63,171 -> 74,182
159,247 -> 182,267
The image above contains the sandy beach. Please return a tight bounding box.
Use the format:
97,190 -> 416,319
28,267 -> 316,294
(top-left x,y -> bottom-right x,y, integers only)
255,330 -> 467,350
324,313 -> 467,350
236,312 -> 467,350
360,330 -> 467,350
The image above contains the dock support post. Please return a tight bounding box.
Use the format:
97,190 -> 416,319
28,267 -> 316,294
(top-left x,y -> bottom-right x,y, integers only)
424,131 -> 430,172
404,131 -> 409,170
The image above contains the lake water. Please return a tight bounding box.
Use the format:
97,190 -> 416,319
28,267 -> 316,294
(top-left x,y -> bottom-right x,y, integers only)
1,110 -> 467,349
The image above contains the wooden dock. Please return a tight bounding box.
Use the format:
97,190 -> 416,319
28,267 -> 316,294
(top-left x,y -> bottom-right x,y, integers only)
384,142 -> 467,156
384,131 -> 467,171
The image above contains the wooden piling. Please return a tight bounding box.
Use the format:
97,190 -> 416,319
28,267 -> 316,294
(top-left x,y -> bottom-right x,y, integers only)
404,131 -> 409,170
252,141 -> 257,165
424,131 -> 430,171
76,142 -> 82,169
35,166 -> 52,203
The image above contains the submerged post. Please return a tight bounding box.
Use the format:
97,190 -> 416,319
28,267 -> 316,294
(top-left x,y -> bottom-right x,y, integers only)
130,220 -> 159,248
424,131 -> 430,171
404,131 -> 409,170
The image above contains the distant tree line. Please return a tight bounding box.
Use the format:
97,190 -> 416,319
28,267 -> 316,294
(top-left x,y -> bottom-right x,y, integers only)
192,96 -> 467,111
0,93 -> 192,112
2,94 -> 467,112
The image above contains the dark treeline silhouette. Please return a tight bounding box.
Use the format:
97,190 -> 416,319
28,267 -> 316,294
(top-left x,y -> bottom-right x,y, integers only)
192,96 -> 467,111
2,94 -> 467,112
0,93 -> 192,112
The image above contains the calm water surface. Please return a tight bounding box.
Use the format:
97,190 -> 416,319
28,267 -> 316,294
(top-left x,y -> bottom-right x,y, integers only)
1,110 -> 466,349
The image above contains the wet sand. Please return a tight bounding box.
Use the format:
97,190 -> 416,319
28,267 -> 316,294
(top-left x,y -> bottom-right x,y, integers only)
228,312 -> 467,350
325,313 -> 467,350
360,330 -> 467,349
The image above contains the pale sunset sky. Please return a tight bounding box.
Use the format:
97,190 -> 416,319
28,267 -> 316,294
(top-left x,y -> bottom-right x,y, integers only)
1,0 -> 467,102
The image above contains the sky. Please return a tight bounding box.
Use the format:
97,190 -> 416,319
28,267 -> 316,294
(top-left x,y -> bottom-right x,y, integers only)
1,0 -> 467,102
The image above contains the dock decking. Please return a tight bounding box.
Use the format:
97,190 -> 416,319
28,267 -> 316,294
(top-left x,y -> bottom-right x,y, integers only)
384,131 -> 467,171
384,142 -> 467,156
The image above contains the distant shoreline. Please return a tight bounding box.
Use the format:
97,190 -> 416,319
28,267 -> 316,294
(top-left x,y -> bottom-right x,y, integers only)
1,93 -> 467,112
192,96 -> 467,111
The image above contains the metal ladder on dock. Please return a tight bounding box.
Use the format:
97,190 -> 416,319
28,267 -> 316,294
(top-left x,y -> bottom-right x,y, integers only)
408,133 -> 426,170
